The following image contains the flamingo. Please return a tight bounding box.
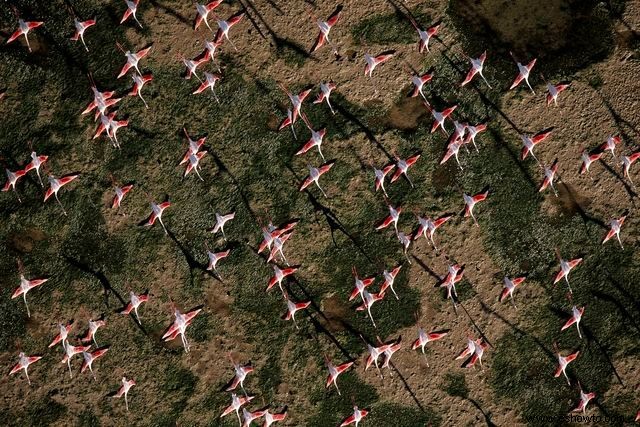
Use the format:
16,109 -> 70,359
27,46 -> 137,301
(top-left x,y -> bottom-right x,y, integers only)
599,135 -> 621,158
415,214 -> 451,249
405,14 -> 439,53
161,305 -> 202,352
206,248 -> 230,275
539,159 -> 559,196
356,289 -> 386,328
571,383 -> 596,414
193,72 -> 222,103
454,337 -> 477,362
181,55 -> 207,81
121,0 -> 142,28
213,12 -> 245,51
412,328 -> 448,366
509,52 -> 537,93
463,190 -> 489,226
364,51 -> 394,77
602,215 -> 626,248
9,352 -> 42,384
267,232 -> 293,266
373,163 -> 395,197
221,393 -> 254,426
184,150 -> 207,181
554,346 -> 579,385
621,151 -> 640,186
44,174 -> 79,216
438,264 -> 464,309
380,265 -> 402,300
242,408 -> 266,427
262,408 -> 287,427
296,114 -> 328,161
118,290 -> 149,323
299,161 -> 334,197
349,266 -> 375,302
208,211 -> 235,240
142,201 -> 171,233
464,122 -> 488,152
112,184 -> 134,210
258,221 -> 297,254
24,150 -> 49,186
546,82 -> 570,106
579,150 -> 603,176
440,139 -> 464,170
114,376 -> 136,411
2,168 -> 27,202
499,276 -> 526,308
461,338 -> 488,369
226,355 -> 254,395
117,45 -> 152,78
81,318 -> 106,346
561,305 -> 585,339
193,0 -> 223,31
61,341 -> 91,377
390,153 -> 421,187
281,293 -> 311,329
314,81 -> 337,114
409,71 -> 433,102
267,265 -> 298,294
180,128 -> 206,165
397,231 -> 413,264
461,51 -> 491,88
310,5 -> 342,54
71,18 -> 96,51
325,355 -> 353,395
340,406 -> 369,427
201,38 -> 223,64
6,18 -> 44,52
128,73 -> 153,108
520,129 -> 553,162
427,103 -> 457,134
380,336 -> 402,371
278,84 -> 312,139
48,321 -> 74,349
12,275 -> 48,318
80,347 -> 109,380
375,203 -> 401,235
82,82 -> 116,117
364,338 -> 392,378
553,253 -> 583,293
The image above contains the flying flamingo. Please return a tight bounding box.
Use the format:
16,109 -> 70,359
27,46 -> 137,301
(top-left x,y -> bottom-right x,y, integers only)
193,72 -> 222,103
117,44 -> 152,78
80,347 -> 109,380
267,265 -> 298,294
221,393 -> 254,425
278,84 -> 311,139
258,221 -> 298,254
463,190 -> 489,226
6,18 -> 44,52
349,266 -> 376,302
12,274 -> 48,318
180,128 -> 206,165
161,305 -> 202,352
44,173 -> 79,216
118,290 -> 149,323
412,327 -> 448,366
405,14 -> 439,53
571,382 -> 596,414
206,248 -> 230,275
553,345 -> 579,385
184,150 -> 207,181
278,109 -> 297,139
356,289 -> 386,328
499,276 -> 526,308
373,163 -> 395,197
314,82 -> 337,114
213,12 -> 245,51
267,232 -> 293,266
242,408 -> 266,427
81,318 -> 106,346
599,135 -> 621,158
546,81 -> 570,106
61,341 -> 91,377
561,305 -> 585,339
464,122 -> 488,152
82,81 -> 115,116
461,338 -> 488,369
437,264 -> 464,310
602,215 -> 626,248
71,18 -> 96,51
48,321 -> 74,349
121,0 -> 142,28
128,73 -> 153,108
538,159 -> 559,196
454,337 -> 477,363
262,408 -> 287,427
208,211 -> 235,240
340,406 -> 369,427
24,150 -> 49,187
299,161 -> 334,197
9,352 -> 42,384
579,150 -> 603,176
201,38 -> 223,67
380,265 -> 402,300
363,337 -> 392,378
114,376 -> 136,411
226,355 -> 254,395
520,129 -> 553,162
142,201 -> 171,233
193,0 -> 222,31
509,52 -> 537,93
397,231 -> 413,264
296,113 -> 327,161
415,214 -> 451,249
375,203 -> 402,235
112,184 -> 134,210
409,71 -> 433,102
364,51 -> 394,77
553,252 -> 583,293
180,54 -> 207,81
310,5 -> 342,54
325,355 -> 354,395
390,153 -> 421,187
621,151 -> 640,186
461,51 -> 491,88
281,292 -> 311,329
2,168 -> 27,202
427,103 -> 457,134
380,336 -> 402,371
440,139 -> 464,170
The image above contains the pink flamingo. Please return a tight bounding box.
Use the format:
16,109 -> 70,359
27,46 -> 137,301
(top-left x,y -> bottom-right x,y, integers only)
520,129 -> 553,162
314,82 -> 337,114
281,292 -> 311,329
118,290 -> 149,323
310,5 -> 342,54
602,215 -> 626,248
390,153 -> 421,187
340,406 -> 369,427
499,276 -> 526,308
81,347 -> 109,380
48,320 -> 74,349
6,18 -> 44,52
415,214 -> 451,249
561,305 -> 585,339
12,274 -> 48,318
121,0 -> 142,28
463,190 -> 489,226
2,168 -> 27,203
142,201 -> 171,233
299,161 -> 335,197
161,304 -> 202,352
325,355 -> 354,395
9,352 -> 42,384
114,376 -> 136,411
364,52 -> 394,77
538,159 -> 559,196
509,52 -> 537,93
128,73 -> 153,108
412,327 -> 448,366
267,265 -> 298,294
226,354 -> 254,395
193,0 -> 223,31
208,211 -> 236,240
553,345 -> 579,385
380,265 -> 402,300
461,51 -> 491,88
373,163 -> 395,197
71,18 -> 96,51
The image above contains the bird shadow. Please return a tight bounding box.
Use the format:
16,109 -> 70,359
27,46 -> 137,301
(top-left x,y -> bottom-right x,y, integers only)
334,101 -> 393,161
164,226 -> 223,285
148,0 -> 191,26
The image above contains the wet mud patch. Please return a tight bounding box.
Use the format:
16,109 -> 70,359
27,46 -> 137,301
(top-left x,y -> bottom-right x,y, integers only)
381,96 -> 428,131
7,229 -> 46,254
